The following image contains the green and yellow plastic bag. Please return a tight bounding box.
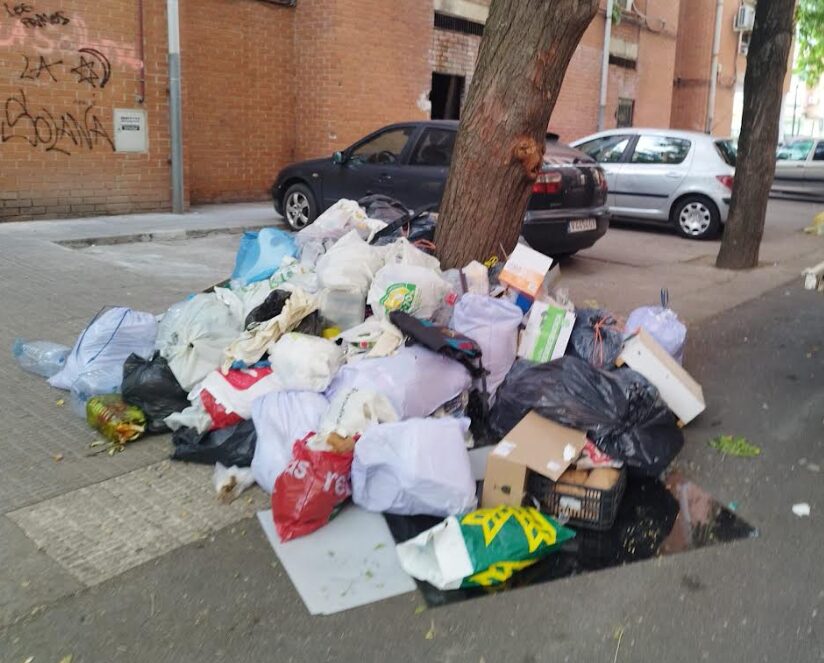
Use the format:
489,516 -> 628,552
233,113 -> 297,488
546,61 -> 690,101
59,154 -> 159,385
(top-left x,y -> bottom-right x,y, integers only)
395,505 -> 575,590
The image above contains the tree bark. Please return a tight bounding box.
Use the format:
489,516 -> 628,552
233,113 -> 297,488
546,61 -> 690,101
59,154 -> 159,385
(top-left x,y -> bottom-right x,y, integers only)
434,0 -> 600,269
715,0 -> 795,270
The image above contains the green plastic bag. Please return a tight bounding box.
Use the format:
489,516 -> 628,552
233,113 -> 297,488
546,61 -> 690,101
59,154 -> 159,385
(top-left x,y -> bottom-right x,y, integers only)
87,395 -> 146,450
396,505 -> 575,590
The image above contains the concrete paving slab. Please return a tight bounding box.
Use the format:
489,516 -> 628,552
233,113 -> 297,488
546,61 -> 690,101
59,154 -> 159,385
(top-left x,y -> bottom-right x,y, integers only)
0,516 -> 83,629
8,461 -> 269,587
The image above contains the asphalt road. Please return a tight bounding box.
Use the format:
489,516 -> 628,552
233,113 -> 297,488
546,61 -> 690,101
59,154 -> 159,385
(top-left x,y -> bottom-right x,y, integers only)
0,199 -> 822,662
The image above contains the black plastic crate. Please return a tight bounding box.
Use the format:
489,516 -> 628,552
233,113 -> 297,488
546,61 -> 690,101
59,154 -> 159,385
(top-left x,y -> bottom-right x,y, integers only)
525,467 -> 627,531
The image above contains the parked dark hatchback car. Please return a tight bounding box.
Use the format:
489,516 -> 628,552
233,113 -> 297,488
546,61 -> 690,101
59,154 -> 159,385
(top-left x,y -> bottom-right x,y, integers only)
272,120 -> 609,256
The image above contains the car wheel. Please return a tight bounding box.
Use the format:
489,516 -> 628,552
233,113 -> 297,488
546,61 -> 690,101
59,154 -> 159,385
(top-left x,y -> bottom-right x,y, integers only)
672,195 -> 720,239
282,183 -> 317,230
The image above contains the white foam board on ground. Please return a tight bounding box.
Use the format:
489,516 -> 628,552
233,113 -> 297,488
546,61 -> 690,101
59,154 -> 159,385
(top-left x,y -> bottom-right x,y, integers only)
256,505 -> 416,615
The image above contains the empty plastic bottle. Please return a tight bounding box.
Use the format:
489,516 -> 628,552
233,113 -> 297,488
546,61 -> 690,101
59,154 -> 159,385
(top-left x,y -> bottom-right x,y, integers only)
12,339 -> 70,378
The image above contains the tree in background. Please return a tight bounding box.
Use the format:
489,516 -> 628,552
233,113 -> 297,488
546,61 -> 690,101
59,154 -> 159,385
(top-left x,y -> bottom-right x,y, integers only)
433,0 -> 600,269
716,0 -> 795,270
796,0 -> 824,87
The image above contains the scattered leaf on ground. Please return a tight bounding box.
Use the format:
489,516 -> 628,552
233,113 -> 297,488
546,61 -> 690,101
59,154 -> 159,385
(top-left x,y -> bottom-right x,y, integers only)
52,453 -> 63,462
55,399 -> 65,407
425,619 -> 436,640
709,435 -> 761,458
373,543 -> 385,551
364,569 -> 374,579
59,654 -> 73,663
414,604 -> 426,615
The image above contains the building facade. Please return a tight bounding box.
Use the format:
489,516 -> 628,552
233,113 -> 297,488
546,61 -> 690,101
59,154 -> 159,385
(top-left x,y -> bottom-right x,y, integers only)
0,0 -> 748,221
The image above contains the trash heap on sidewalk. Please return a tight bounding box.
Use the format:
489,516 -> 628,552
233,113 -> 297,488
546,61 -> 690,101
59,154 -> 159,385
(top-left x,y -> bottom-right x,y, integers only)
15,196 -> 708,605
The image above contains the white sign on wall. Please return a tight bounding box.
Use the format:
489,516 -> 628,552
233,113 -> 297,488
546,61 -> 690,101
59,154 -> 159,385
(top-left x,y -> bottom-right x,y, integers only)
113,108 -> 148,152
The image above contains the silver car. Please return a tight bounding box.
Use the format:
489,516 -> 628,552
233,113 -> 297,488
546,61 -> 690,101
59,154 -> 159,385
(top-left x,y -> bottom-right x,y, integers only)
571,129 -> 735,239
772,137 -> 824,199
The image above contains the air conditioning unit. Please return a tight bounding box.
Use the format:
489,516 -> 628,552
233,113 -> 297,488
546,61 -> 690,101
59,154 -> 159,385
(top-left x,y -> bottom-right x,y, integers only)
734,4 -> 755,32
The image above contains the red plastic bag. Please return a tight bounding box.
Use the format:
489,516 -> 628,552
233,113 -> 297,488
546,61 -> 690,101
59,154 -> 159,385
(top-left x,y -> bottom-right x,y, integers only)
272,434 -> 354,542
200,367 -> 278,431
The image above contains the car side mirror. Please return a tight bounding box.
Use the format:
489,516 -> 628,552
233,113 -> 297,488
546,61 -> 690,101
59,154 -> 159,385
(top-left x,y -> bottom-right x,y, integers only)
332,150 -> 346,165
776,152 -> 789,160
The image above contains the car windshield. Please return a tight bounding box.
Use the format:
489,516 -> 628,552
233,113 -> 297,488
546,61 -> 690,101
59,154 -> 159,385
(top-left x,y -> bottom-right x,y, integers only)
715,139 -> 737,167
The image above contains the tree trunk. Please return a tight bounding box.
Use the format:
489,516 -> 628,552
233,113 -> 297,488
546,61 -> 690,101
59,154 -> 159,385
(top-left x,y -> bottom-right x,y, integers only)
715,0 -> 795,270
434,0 -> 600,269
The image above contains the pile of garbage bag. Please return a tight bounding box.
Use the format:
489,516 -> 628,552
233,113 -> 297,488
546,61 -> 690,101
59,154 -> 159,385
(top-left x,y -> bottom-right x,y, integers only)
14,196 -> 705,591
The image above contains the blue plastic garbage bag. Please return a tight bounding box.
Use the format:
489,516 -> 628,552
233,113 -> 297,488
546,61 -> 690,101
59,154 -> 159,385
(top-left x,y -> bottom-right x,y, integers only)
230,228 -> 298,285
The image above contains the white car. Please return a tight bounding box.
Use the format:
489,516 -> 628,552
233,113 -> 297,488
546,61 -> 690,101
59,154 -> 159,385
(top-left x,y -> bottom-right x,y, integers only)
571,128 -> 736,239
772,137 -> 824,199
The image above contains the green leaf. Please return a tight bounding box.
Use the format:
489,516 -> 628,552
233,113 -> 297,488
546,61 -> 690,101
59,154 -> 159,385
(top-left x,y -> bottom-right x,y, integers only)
709,435 -> 761,458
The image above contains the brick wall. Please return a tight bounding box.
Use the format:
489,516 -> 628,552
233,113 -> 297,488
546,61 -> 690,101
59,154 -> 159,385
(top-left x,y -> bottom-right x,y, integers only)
294,0 -> 432,161
430,27 -> 481,96
180,0 -> 294,203
0,0 -> 171,221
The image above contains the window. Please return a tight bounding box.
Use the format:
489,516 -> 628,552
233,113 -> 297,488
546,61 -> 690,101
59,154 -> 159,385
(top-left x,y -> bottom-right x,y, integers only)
813,142 -> 824,161
350,127 -> 414,165
434,12 -> 484,36
715,139 -> 737,167
777,139 -> 813,161
630,136 -> 691,164
575,135 -> 631,163
430,73 -> 464,120
616,98 -> 635,128
410,128 -> 456,166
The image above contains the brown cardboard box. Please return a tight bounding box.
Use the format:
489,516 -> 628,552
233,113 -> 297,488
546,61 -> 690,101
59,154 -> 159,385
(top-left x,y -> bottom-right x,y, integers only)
481,412 -> 587,509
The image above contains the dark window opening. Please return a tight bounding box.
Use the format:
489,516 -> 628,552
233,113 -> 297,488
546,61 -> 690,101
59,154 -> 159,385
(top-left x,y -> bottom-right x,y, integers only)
434,12 -> 484,36
430,72 -> 464,120
609,54 -> 637,70
616,98 -> 635,128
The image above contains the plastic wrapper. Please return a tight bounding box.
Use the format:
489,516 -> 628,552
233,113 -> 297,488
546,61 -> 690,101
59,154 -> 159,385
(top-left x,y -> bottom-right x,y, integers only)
567,308 -> 623,368
197,366 -> 281,430
490,357 -> 683,476
272,435 -> 353,542
86,395 -> 146,447
171,419 -> 257,466
12,339 -> 69,378
230,228 -> 298,286
121,352 -> 190,433
395,506 -> 575,590
244,289 -> 292,330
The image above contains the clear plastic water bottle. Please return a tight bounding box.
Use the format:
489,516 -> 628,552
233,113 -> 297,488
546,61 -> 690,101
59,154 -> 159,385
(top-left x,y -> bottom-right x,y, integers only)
12,339 -> 70,378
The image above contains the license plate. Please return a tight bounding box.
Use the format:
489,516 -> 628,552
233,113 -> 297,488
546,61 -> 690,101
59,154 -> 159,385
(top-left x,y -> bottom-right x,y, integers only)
568,218 -> 597,233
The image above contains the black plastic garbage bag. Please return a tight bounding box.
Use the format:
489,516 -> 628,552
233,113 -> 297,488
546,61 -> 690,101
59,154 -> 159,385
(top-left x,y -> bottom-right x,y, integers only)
171,419 -> 256,466
567,308 -> 624,368
121,352 -> 190,434
245,290 -> 292,330
490,357 -> 683,476
358,194 -> 409,224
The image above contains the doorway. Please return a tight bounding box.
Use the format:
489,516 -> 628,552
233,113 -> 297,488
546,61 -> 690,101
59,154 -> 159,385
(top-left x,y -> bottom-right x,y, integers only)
430,73 -> 464,120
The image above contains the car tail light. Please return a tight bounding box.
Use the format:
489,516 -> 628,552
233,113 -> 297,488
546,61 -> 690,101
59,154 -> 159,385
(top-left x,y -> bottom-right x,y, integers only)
594,168 -> 607,192
716,175 -> 734,190
532,170 -> 562,195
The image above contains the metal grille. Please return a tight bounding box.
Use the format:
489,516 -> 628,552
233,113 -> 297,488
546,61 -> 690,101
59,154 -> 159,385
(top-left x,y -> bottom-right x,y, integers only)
616,98 -> 635,128
434,12 -> 484,36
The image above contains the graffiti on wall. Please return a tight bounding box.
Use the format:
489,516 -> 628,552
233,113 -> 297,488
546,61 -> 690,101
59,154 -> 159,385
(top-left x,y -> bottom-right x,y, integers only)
1,88 -> 115,155
4,3 -> 69,28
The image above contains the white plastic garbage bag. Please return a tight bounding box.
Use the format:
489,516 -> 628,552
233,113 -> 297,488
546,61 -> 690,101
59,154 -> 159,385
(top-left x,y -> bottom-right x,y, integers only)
155,293 -> 244,391
269,333 -> 344,392
196,366 -> 283,424
295,199 -> 386,246
49,307 -> 158,390
382,238 -> 441,271
625,306 -> 687,364
316,230 -> 386,297
351,417 -> 477,517
367,263 -> 449,320
250,390 -> 329,492
327,345 -> 471,419
336,317 -> 404,361
213,462 -> 255,503
222,287 -> 318,371
317,388 -> 398,443
451,294 -> 523,400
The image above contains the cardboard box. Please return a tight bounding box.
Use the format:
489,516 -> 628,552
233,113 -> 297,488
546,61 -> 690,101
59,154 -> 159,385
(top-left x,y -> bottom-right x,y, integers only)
517,301 -> 576,362
618,328 -> 705,424
498,244 -> 554,298
481,412 -> 587,509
